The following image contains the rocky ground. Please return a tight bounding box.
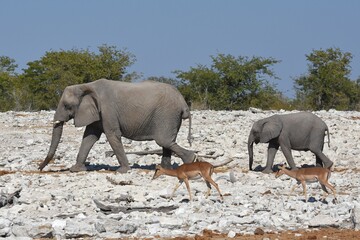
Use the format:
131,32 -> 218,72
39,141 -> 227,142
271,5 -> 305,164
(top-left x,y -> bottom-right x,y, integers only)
0,109 -> 360,239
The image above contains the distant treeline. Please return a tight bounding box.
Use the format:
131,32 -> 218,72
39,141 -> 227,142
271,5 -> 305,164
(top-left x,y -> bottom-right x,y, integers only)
1,45 -> 359,112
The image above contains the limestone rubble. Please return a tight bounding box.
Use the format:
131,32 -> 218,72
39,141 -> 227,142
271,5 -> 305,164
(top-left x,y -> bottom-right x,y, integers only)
0,109 -> 359,238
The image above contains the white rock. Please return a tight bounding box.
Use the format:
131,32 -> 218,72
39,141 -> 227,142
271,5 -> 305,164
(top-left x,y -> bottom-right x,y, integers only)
117,221 -> 138,234
0,110 -> 359,238
227,230 -> 236,238
64,219 -> 97,238
351,205 -> 360,230
28,223 -> 53,239
308,214 -> 338,227
0,218 -> 11,237
52,219 -> 67,231
159,217 -> 183,229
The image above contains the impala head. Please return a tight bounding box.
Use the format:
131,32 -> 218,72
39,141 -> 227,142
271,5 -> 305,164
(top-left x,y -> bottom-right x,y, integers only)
275,163 -> 287,178
152,165 -> 164,180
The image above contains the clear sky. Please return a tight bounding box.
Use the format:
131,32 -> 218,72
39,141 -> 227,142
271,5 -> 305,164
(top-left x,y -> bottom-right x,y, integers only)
1,0 -> 359,98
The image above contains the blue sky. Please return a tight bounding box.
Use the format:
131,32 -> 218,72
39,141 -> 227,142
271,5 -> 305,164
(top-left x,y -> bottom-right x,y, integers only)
1,0 -> 359,98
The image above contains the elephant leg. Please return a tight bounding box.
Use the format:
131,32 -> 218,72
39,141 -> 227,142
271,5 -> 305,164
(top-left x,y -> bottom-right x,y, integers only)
263,142 -> 279,173
106,132 -> 130,173
169,143 -> 196,164
313,151 -> 333,169
280,145 -> 297,170
316,156 -> 323,167
161,147 -> 172,169
70,124 -> 102,172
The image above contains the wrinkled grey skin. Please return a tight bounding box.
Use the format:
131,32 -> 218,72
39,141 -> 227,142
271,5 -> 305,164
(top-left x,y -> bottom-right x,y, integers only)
248,112 -> 333,173
39,79 -> 195,173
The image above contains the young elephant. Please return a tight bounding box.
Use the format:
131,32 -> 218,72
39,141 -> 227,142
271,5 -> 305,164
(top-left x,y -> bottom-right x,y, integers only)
248,112 -> 333,173
39,79 -> 195,173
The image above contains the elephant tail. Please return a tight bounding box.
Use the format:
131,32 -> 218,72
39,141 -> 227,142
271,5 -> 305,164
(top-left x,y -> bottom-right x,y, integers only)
326,127 -> 330,148
182,106 -> 193,147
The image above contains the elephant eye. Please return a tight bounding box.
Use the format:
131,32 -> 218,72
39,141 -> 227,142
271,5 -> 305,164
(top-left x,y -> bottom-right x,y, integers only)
64,104 -> 72,110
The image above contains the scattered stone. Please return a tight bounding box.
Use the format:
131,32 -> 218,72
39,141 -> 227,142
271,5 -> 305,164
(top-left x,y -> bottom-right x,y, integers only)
93,199 -> 178,214
0,110 -> 359,238
106,176 -> 133,186
118,222 -> 137,234
308,214 -> 339,228
227,230 -> 236,238
254,227 -> 265,235
249,107 -> 263,113
0,218 -> 11,237
0,188 -> 21,207
351,205 -> 360,230
229,170 -> 237,183
28,223 -> 53,239
159,217 -> 183,229
95,222 -> 106,233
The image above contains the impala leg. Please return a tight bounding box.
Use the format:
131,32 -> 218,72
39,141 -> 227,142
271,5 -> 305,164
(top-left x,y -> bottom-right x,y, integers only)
320,183 -> 329,201
288,182 -> 300,199
204,177 -> 223,200
301,181 -> 307,202
205,181 -> 211,198
171,181 -> 183,199
183,178 -> 192,201
323,181 -> 337,203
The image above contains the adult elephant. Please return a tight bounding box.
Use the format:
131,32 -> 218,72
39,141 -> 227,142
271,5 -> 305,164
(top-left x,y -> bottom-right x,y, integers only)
39,79 -> 195,173
247,112 -> 333,173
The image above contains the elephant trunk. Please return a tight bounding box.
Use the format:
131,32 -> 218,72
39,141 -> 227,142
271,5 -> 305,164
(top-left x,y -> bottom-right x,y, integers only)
248,136 -> 255,171
39,121 -> 64,171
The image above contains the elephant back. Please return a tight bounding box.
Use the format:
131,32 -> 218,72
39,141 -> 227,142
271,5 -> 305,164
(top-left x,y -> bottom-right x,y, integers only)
143,80 -> 190,119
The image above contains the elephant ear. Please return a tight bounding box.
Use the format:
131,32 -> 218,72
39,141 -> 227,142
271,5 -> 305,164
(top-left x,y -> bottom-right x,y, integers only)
74,94 -> 100,127
260,117 -> 282,143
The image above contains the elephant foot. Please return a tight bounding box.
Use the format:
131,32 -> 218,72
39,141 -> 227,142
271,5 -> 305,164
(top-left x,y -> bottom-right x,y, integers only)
70,164 -> 87,172
161,159 -> 172,169
183,152 -> 196,164
116,166 -> 130,173
262,168 -> 273,173
324,161 -> 333,170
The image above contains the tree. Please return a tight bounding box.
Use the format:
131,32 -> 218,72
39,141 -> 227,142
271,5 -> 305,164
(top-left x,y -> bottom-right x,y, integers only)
147,76 -> 181,87
294,48 -> 357,110
0,56 -> 17,73
20,45 -> 136,110
0,56 -> 18,111
175,53 -> 282,110
348,77 -> 360,110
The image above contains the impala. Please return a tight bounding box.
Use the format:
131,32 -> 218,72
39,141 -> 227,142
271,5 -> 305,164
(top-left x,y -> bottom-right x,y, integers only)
276,163 -> 337,203
152,158 -> 233,201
